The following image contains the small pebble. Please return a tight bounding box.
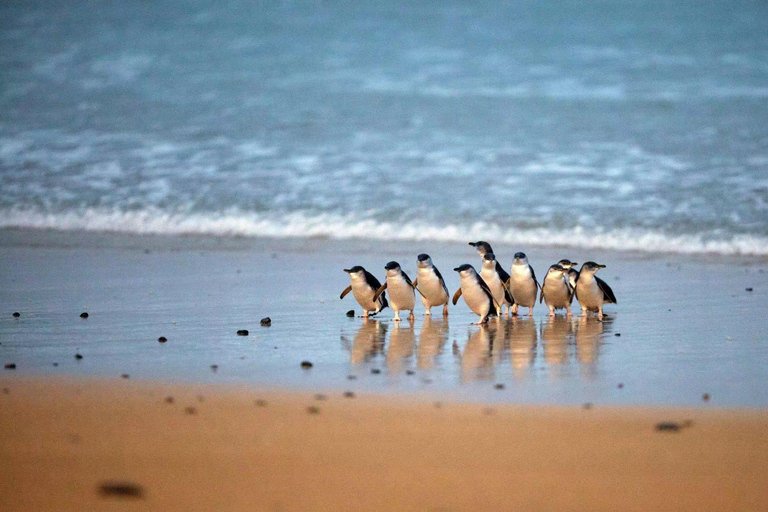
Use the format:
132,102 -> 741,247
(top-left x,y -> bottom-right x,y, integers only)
4,363 -> 16,370
618,383 -> 624,389
53,362 -> 59,367
347,375 -> 357,380
164,396 -> 174,404
184,406 -> 197,415
314,394 -> 327,401
210,364 -> 218,372
121,374 -> 130,379
98,482 -> 144,499
583,403 -> 593,410
703,393 -> 711,402
343,391 -> 355,398
260,317 -> 271,327
494,383 -> 505,390
80,312 -> 89,318
236,330 -> 249,336
655,422 -> 681,432
746,287 -> 753,292
433,401 -> 442,409
483,408 -> 496,416
75,353 -> 83,360
306,406 -> 320,415
158,336 -> 167,343
300,361 -> 313,369
615,333 -> 621,337
255,399 -> 267,407
346,310 -> 355,317
371,368 -> 381,374
406,370 -> 415,375
12,312 -> 20,318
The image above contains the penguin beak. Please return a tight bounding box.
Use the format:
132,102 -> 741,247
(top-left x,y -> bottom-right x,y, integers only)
343,269 -> 351,273
468,242 -> 476,247
453,267 -> 461,272
597,264 -> 606,269
572,262 -> 578,266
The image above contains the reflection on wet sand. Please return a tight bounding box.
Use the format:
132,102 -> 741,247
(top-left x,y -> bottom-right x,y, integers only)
387,319 -> 415,374
417,317 -> 449,370
509,317 -> 538,379
461,325 -> 497,382
541,316 -> 572,366
575,316 -> 613,379
349,319 -> 388,364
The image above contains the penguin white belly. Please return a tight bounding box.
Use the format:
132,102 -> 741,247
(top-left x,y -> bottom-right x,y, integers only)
417,269 -> 448,306
351,281 -> 378,311
542,280 -> 570,309
462,280 -> 492,317
387,275 -> 415,311
510,267 -> 537,307
479,268 -> 506,308
576,277 -> 603,311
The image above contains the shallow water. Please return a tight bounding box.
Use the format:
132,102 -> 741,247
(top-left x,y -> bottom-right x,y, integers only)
1,238 -> 767,406
2,0 -> 768,254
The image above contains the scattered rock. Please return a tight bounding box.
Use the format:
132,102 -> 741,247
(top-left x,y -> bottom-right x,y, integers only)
346,310 -> 355,317
655,422 -> 681,432
255,399 -> 267,407
306,406 -> 320,415
618,383 -> 624,389
236,330 -> 249,336
164,396 -> 174,404
406,370 -> 415,375
184,406 -> 197,415
75,353 -> 83,360
615,333 -> 621,337
98,482 -> 144,499
157,336 -> 167,343
371,368 -> 381,374
4,364 -> 16,370
52,362 -> 59,367
314,394 -> 327,401
746,287 -> 754,292
583,403 -> 593,410
494,383 -> 505,390
12,312 -> 20,318
300,361 -> 313,369
347,375 -> 357,380
80,312 -> 89,318
433,401 -> 442,409
703,393 -> 711,402
121,374 -> 130,379
260,317 -> 271,327
343,391 -> 355,398
210,364 -> 218,372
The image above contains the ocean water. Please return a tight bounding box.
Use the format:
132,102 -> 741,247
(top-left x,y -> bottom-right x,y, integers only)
2,0 -> 768,255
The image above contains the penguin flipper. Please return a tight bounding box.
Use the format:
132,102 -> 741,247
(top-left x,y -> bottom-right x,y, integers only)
433,266 -> 450,298
412,278 -> 418,288
452,288 -> 462,305
529,264 -> 541,290
340,285 -> 352,300
596,276 -> 617,304
372,283 -> 388,303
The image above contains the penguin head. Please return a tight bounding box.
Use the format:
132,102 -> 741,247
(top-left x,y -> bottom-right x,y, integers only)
557,259 -> 577,269
580,261 -> 606,274
469,241 -> 493,256
384,261 -> 401,276
453,263 -> 475,277
481,253 -> 496,269
344,266 -> 366,280
417,253 -> 432,268
547,264 -> 565,276
513,252 -> 528,265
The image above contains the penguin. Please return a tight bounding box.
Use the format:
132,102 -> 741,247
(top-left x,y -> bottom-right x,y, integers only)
507,252 -> 540,316
557,259 -> 580,289
413,253 -> 450,316
540,264 -> 574,317
452,264 -> 497,324
341,266 -> 388,317
469,241 -> 513,300
479,253 -> 514,317
373,261 -> 416,321
574,262 -> 616,320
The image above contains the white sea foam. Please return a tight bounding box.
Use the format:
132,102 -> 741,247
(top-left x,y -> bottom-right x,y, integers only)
2,208 -> 767,257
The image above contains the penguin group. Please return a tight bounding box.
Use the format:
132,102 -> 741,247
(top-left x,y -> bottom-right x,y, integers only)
341,241 -> 617,323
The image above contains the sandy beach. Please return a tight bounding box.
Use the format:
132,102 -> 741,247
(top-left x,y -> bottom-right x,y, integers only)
1,377 -> 767,511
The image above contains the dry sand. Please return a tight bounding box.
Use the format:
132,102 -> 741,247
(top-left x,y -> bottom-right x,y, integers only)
1,377 -> 767,511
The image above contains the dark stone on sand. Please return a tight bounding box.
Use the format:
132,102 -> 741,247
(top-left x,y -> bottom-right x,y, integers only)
583,403 -> 593,410
255,399 -> 267,407
237,329 -> 249,336
300,361 -> 313,369
157,336 -> 167,343
121,374 -> 130,379
4,363 -> 16,370
406,370 -> 415,375
80,312 -> 89,318
53,362 -> 58,367
164,396 -> 174,404
371,368 -> 381,374
494,383 -> 505,390
434,401 -> 442,409
75,353 -> 83,360
746,287 -> 754,292
618,383 -> 624,389
347,375 -> 357,380
184,406 -> 197,415
210,364 -> 218,372
343,391 -> 355,398
12,312 -> 20,317
346,310 -> 355,317
703,393 -> 711,402
98,482 -> 144,499
615,333 -> 621,337
655,422 -> 681,432
314,394 -> 327,401
306,406 -> 320,414
260,317 -> 271,327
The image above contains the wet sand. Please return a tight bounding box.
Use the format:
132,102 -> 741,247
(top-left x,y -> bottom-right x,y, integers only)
1,377 -> 767,511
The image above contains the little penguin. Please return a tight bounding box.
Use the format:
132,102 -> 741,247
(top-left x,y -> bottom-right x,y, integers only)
452,264 -> 497,324
540,264 -> 574,317
557,259 -> 580,289
479,253 -> 514,317
507,252 -> 540,316
574,262 -> 617,320
373,261 -> 416,321
341,266 -> 388,317
469,241 -> 512,294
413,253 -> 450,316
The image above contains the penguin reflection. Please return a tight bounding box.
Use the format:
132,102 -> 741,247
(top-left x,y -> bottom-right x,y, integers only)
417,316 -> 449,370
509,317 -> 537,379
541,316 -> 572,367
574,316 -> 612,377
387,318 -> 415,374
461,324 -> 497,382
349,318 -> 388,364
